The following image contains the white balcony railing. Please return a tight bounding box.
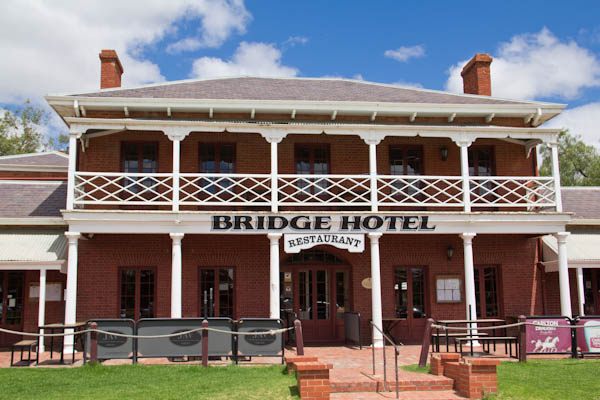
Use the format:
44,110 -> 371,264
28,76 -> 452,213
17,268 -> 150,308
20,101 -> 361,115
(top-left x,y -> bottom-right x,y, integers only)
71,172 -> 558,212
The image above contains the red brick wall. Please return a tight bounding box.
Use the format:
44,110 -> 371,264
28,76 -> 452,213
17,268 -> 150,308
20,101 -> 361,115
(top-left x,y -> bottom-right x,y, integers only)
543,269 -> 580,316
72,233 -> 541,343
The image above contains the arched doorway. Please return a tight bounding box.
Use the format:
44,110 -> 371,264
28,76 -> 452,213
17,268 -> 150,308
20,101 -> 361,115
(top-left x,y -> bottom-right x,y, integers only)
281,249 -> 351,343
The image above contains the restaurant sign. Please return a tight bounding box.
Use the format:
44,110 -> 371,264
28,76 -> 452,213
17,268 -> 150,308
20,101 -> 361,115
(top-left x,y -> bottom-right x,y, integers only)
284,233 -> 364,253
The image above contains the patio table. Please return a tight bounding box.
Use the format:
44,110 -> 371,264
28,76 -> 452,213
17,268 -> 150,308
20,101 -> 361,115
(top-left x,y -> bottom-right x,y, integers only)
37,322 -> 87,364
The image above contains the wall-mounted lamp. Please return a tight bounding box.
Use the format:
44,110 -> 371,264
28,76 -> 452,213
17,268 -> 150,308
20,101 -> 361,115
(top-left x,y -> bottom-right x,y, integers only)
441,146 -> 448,161
446,245 -> 454,261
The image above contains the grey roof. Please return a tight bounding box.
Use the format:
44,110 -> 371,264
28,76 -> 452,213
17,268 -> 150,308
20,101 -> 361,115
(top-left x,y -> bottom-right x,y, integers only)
562,187 -> 600,219
0,181 -> 66,217
0,229 -> 66,262
0,152 -> 68,167
76,77 -> 529,105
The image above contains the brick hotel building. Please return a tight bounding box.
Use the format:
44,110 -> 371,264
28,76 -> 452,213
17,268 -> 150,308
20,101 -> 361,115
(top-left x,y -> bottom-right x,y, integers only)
0,50 -> 582,350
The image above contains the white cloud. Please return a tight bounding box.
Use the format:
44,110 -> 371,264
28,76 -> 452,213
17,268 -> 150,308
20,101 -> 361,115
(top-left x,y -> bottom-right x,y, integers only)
281,36 -> 308,50
543,103 -> 600,148
445,28 -> 600,100
384,45 -> 425,62
391,80 -> 424,89
0,0 -> 251,103
190,41 -> 299,78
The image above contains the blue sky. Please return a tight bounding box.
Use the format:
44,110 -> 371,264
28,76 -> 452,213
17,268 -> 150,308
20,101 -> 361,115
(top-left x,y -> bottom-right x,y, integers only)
1,0 -> 599,145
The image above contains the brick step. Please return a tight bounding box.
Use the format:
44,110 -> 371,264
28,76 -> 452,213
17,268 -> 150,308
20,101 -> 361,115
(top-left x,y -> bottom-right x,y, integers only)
330,368 -> 454,393
331,390 -> 464,399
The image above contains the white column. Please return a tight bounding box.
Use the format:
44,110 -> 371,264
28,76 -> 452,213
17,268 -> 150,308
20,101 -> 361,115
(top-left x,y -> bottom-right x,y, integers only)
368,141 -> 379,212
550,142 -> 563,212
170,233 -> 184,318
555,232 -> 572,317
460,233 -> 478,340
268,233 -> 282,319
270,140 -> 279,212
63,232 -> 80,354
38,268 -> 47,353
369,233 -> 383,348
577,267 -> 585,316
458,142 -> 472,212
66,129 -> 82,210
171,136 -> 181,212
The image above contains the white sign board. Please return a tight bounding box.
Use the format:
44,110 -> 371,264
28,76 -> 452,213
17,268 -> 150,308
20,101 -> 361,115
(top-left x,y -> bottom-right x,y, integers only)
284,233 -> 365,253
29,282 -> 63,301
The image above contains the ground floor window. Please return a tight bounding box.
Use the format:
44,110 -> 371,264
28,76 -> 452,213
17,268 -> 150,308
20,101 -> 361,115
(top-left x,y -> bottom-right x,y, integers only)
120,268 -> 155,319
199,268 -> 234,318
583,269 -> 599,315
474,265 -> 500,318
394,267 -> 427,319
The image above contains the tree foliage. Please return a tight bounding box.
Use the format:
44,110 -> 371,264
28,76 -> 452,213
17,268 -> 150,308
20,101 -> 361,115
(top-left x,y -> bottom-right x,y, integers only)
0,101 -> 68,156
539,130 -> 600,186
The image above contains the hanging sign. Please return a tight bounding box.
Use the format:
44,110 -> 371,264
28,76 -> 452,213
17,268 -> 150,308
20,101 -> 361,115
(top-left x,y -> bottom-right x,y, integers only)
284,233 -> 365,253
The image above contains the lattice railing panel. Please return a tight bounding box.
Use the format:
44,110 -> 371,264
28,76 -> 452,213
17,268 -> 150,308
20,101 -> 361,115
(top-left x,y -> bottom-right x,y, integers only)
377,176 -> 463,207
278,174 -> 371,206
469,176 -> 556,208
74,172 -> 173,205
179,173 -> 271,205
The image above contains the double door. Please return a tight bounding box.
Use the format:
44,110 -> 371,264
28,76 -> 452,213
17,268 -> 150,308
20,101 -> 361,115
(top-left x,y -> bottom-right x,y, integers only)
281,267 -> 350,343
0,272 -> 25,347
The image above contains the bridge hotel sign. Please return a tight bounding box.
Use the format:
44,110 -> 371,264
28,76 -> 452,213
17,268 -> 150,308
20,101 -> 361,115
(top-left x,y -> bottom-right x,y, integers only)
212,215 -> 436,253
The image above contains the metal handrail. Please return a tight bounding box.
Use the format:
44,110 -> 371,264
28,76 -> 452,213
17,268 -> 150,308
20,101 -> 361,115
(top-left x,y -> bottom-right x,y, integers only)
370,321 -> 399,399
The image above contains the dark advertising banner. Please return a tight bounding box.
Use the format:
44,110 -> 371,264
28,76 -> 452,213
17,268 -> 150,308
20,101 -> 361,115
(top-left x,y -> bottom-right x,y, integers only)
576,317 -> 600,354
86,319 -> 135,361
526,317 -> 572,354
237,318 -> 283,357
137,318 -> 204,358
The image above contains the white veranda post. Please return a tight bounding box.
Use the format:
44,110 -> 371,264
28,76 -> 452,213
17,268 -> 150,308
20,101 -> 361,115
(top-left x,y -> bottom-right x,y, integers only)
461,233 -> 478,339
457,140 -> 472,212
268,233 -> 282,319
64,232 -> 80,354
577,267 -> 585,317
555,232 -> 572,318
170,233 -> 184,318
38,268 -> 47,353
369,233 -> 383,348
66,128 -> 82,210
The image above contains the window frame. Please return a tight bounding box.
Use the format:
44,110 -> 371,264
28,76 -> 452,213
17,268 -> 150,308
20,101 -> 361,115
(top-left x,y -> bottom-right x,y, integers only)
118,267 -> 157,320
393,266 -> 428,319
198,143 -> 237,174
473,265 -> 502,319
294,144 -> 331,175
120,141 -> 159,174
198,266 -> 236,319
388,145 -> 425,176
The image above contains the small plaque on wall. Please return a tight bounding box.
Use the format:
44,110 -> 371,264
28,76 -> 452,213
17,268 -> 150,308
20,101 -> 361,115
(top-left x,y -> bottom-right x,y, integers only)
29,282 -> 63,301
436,275 -> 462,303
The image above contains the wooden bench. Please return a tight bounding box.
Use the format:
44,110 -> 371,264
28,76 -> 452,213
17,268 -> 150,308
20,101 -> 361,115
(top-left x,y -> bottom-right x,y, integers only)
456,336 -> 518,358
11,340 -> 38,366
431,332 -> 488,352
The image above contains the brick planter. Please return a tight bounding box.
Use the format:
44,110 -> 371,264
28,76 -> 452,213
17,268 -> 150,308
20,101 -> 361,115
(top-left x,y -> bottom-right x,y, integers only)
284,355 -> 319,373
294,361 -> 333,400
435,354 -> 501,399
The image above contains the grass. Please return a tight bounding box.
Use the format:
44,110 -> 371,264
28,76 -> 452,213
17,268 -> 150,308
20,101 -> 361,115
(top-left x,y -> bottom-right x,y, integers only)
401,359 -> 600,400
0,364 -> 299,400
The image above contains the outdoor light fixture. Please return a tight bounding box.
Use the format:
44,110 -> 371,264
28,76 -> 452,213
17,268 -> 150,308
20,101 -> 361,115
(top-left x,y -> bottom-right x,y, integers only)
446,245 -> 454,260
441,146 -> 448,161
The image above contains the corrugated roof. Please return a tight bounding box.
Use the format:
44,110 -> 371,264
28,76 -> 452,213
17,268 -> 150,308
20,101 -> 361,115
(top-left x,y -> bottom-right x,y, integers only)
75,77 -> 530,105
0,152 -> 68,167
542,234 -> 600,263
562,187 -> 600,219
0,181 -> 66,217
0,229 -> 67,262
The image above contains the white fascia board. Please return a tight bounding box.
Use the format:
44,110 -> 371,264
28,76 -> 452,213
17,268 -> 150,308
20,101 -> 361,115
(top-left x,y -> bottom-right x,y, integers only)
0,164 -> 67,172
61,210 -> 569,235
47,95 -> 566,122
0,261 -> 64,271
65,117 -> 562,141
0,217 -> 67,226
0,151 -> 68,161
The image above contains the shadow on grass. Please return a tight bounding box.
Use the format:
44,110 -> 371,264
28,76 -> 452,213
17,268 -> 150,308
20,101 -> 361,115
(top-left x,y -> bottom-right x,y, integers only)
288,385 -> 300,397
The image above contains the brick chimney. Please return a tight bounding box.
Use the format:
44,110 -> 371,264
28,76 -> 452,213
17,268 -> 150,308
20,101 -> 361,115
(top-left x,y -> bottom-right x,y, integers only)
461,53 -> 493,96
99,49 -> 124,89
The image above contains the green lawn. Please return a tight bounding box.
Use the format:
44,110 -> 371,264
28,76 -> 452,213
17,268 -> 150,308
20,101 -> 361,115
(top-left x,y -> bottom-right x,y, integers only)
401,359 -> 600,400
0,364 -> 299,400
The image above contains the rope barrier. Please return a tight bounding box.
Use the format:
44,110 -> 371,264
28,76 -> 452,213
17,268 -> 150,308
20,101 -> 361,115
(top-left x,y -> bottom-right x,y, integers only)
0,326 -> 294,339
431,322 -> 600,331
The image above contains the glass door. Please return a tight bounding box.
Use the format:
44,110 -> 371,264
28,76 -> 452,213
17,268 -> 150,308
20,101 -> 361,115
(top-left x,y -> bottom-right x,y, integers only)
393,267 -> 428,343
0,272 -> 25,347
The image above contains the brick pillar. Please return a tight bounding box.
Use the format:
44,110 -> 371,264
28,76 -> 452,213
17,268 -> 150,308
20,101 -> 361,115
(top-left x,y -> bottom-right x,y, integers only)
430,353 -> 461,376
294,361 -> 333,400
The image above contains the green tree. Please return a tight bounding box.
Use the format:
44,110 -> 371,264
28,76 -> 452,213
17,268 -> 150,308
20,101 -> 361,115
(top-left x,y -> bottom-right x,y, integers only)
0,101 -> 68,155
539,130 -> 600,186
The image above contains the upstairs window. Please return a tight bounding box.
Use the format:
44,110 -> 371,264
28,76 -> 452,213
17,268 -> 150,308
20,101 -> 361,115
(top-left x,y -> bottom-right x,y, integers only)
295,145 -> 330,194
121,142 -> 158,196
389,146 -> 423,199
199,144 -> 236,194
468,147 -> 494,177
